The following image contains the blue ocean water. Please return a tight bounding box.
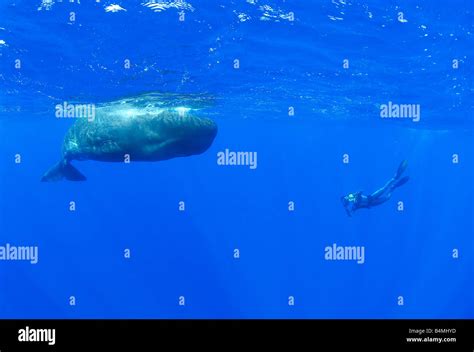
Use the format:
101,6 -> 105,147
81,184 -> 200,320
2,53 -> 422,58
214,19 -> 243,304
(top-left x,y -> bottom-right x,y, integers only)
0,0 -> 473,318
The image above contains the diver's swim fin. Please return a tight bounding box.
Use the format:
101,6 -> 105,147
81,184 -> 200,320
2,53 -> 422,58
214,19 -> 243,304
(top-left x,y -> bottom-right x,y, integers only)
396,160 -> 408,178
41,159 -> 86,182
393,175 -> 409,189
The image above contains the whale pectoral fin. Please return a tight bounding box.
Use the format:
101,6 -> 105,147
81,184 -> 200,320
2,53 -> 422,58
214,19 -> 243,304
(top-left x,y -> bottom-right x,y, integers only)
41,160 -> 86,182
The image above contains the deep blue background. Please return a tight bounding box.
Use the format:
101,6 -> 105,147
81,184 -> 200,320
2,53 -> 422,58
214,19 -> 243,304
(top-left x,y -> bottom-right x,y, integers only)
0,0 -> 472,318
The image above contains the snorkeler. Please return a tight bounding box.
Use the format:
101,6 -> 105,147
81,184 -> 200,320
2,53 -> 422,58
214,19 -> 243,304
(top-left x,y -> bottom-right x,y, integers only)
341,160 -> 409,216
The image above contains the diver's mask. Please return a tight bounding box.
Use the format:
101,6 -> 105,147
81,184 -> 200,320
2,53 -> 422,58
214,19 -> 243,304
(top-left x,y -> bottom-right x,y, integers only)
344,193 -> 357,203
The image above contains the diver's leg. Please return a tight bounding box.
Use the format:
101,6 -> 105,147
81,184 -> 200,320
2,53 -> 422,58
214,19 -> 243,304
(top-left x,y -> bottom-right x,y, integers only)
369,176 -> 408,207
367,161 -> 408,207
370,178 -> 395,199
392,175 -> 409,190
368,194 -> 391,206
396,160 -> 408,178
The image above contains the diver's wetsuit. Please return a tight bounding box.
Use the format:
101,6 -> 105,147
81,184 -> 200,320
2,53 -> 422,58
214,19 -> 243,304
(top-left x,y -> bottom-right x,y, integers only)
341,160 -> 409,216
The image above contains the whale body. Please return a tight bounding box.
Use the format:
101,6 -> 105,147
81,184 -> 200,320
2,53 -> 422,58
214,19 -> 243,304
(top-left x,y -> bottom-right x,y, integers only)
41,98 -> 218,181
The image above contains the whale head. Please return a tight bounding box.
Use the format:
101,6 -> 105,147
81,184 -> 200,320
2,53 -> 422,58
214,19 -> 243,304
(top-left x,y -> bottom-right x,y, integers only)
175,116 -> 218,156
156,109 -> 218,158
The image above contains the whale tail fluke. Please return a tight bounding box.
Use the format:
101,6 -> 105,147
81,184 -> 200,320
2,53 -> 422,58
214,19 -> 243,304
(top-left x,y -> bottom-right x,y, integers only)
41,159 -> 86,182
